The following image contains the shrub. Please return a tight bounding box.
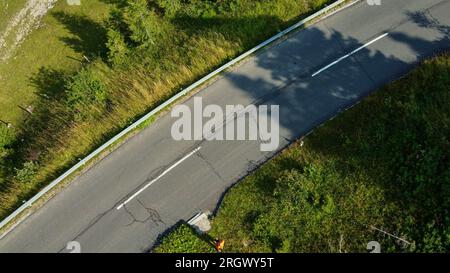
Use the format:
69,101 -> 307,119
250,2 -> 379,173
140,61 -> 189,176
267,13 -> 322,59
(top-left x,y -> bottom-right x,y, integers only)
123,0 -> 164,48
65,67 -> 108,119
106,28 -> 130,66
153,224 -> 215,253
15,161 -> 39,183
156,0 -> 182,18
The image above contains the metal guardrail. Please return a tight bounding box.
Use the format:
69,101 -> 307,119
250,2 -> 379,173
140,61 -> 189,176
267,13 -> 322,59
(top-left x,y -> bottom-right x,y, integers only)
0,0 -> 349,232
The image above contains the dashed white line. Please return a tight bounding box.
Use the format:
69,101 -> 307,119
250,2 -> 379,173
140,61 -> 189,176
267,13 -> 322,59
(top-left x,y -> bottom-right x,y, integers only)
116,146 -> 201,210
311,32 -> 389,77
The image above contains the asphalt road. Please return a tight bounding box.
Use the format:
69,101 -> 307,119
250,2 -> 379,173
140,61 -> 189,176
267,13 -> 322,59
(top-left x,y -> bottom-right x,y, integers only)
1,0 -> 449,253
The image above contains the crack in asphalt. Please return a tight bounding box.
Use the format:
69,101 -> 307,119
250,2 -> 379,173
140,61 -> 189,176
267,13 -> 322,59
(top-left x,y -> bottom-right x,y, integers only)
123,200 -> 165,227
57,208 -> 112,253
196,151 -> 226,184
57,161 -> 176,252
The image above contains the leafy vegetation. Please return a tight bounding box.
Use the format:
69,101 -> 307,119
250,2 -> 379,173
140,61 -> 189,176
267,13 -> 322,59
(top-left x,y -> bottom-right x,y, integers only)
153,224 -> 215,253
14,161 -> 39,184
65,67 -> 109,120
156,52 -> 450,253
0,0 -> 333,225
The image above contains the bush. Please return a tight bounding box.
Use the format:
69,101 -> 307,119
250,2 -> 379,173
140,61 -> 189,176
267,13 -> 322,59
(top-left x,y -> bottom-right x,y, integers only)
106,28 -> 130,66
123,0 -> 165,48
15,161 -> 39,183
156,0 -> 182,18
153,224 -> 215,253
251,165 -> 386,252
65,67 -> 108,119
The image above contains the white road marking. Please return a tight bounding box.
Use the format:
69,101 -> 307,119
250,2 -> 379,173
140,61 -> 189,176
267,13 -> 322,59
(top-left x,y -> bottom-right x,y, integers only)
116,147 -> 201,210
311,32 -> 389,77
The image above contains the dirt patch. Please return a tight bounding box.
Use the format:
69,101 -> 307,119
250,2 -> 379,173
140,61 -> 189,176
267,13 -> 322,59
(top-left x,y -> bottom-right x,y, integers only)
0,0 -> 57,63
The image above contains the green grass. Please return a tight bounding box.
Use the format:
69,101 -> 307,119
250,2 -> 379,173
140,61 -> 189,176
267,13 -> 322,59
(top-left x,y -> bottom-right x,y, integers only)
155,52 -> 450,253
0,0 -> 334,225
0,0 -> 112,221
0,0 -> 111,124
0,0 -> 28,32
